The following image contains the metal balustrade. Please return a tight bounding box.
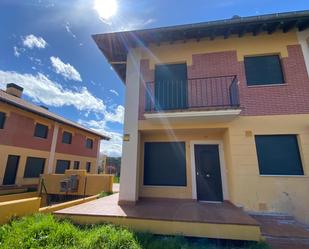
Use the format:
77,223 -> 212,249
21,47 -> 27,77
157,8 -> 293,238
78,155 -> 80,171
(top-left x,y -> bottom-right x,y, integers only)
145,75 -> 240,112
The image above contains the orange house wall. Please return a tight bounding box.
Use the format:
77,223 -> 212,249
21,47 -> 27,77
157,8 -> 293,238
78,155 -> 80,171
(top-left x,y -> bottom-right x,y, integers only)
0,111 -> 53,151
55,127 -> 98,158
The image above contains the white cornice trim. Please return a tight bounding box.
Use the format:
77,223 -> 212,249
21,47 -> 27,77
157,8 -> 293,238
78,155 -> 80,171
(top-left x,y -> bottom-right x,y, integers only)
144,109 -> 241,119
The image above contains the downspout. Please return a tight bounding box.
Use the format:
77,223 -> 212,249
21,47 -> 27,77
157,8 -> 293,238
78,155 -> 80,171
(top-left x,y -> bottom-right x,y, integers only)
48,122 -> 59,174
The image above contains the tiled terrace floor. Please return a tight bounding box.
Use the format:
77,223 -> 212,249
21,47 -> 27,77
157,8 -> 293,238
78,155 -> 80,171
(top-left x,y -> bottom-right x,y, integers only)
55,193 -> 261,241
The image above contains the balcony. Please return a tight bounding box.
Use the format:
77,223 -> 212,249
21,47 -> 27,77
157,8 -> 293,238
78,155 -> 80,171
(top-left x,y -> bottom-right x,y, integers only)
144,75 -> 241,122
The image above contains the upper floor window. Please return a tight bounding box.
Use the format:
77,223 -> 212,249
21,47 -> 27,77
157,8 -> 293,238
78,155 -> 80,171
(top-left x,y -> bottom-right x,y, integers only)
24,157 -> 45,178
0,112 -> 6,129
62,131 -> 72,144
152,63 -> 188,111
34,123 -> 48,139
244,55 -> 284,86
255,135 -> 304,175
86,138 -> 93,149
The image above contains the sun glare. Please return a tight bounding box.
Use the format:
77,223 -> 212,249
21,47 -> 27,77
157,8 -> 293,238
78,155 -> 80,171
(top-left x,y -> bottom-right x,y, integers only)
94,0 -> 118,20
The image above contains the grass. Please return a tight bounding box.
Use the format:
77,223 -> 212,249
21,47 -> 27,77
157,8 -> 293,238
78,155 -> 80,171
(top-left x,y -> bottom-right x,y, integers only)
113,176 -> 120,183
98,191 -> 114,198
0,214 -> 270,249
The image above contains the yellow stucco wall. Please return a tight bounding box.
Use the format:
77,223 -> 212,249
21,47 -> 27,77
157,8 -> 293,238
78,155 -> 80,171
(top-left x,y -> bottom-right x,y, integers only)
0,144 -> 51,186
58,214 -> 261,241
0,145 -> 99,187
0,192 -> 38,202
138,31 -> 298,69
0,197 -> 41,224
53,153 -> 98,174
39,170 -> 113,196
138,114 -> 309,224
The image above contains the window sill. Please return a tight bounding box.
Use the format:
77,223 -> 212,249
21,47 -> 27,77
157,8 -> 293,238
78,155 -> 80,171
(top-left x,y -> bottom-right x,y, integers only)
34,136 -> 48,140
247,83 -> 286,88
259,174 -> 307,178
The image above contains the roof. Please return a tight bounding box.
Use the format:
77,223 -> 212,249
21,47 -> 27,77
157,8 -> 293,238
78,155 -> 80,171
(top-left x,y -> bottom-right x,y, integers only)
0,90 -> 110,140
93,10 -> 309,82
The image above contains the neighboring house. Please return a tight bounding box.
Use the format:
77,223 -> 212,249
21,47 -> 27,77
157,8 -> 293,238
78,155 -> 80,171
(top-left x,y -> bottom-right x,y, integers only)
0,83 -> 109,188
93,10 -> 309,224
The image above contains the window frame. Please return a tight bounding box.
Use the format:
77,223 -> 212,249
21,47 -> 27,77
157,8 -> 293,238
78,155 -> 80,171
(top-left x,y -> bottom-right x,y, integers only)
255,134 -> 304,176
85,138 -> 93,149
23,157 -> 46,178
244,54 -> 285,86
34,123 -> 48,139
73,161 -> 80,170
0,112 -> 6,129
55,160 -> 70,174
62,131 -> 72,144
86,162 -> 91,173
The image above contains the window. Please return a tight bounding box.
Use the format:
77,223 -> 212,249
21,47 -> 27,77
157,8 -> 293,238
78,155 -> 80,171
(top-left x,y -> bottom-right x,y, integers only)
255,135 -> 304,175
34,123 -> 48,138
62,131 -> 72,144
55,160 -> 70,174
73,161 -> 80,170
244,55 -> 284,86
86,162 -> 91,173
154,63 -> 187,110
144,142 -> 187,186
0,112 -> 6,129
24,157 -> 45,178
86,138 -> 93,149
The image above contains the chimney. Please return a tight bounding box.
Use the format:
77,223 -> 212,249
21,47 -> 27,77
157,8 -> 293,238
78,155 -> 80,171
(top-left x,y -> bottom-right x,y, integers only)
6,83 -> 23,98
40,105 -> 49,110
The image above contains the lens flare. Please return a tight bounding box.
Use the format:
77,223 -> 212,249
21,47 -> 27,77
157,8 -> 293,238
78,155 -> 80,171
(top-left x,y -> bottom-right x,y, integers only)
94,0 -> 118,20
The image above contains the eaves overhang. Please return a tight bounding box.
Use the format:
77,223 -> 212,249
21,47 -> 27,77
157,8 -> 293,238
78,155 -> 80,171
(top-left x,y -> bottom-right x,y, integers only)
92,10 -> 309,83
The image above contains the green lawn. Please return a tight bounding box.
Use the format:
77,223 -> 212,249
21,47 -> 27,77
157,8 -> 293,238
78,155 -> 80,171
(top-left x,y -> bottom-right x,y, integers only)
0,214 -> 269,249
113,176 -> 120,183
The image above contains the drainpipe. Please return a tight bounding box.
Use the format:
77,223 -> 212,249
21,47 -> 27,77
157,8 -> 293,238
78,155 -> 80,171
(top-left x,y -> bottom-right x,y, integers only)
95,139 -> 101,174
48,122 -> 59,174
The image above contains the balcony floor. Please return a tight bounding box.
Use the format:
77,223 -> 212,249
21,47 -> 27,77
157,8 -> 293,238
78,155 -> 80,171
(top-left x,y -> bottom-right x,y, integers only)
55,193 -> 261,241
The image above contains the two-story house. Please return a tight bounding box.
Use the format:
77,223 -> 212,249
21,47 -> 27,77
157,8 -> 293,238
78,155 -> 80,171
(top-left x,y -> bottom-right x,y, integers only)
0,83 -> 109,189
54,10 -> 309,241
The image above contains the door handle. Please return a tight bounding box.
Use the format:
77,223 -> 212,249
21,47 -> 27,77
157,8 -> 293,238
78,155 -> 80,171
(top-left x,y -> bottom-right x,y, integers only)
205,173 -> 211,178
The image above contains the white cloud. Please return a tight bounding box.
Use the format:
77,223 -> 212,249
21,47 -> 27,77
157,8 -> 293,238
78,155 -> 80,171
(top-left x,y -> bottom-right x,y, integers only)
100,131 -> 123,157
50,56 -> 82,81
109,89 -> 119,96
13,46 -> 21,57
22,34 -> 47,49
0,69 -> 124,156
117,18 -> 156,31
0,70 -> 103,113
104,105 -> 124,123
78,119 -> 123,157
65,22 -> 76,38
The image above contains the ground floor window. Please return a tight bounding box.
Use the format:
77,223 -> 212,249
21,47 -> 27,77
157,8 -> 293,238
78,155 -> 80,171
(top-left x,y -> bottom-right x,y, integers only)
24,157 -> 45,178
255,135 -> 304,175
55,160 -> 70,174
73,161 -> 80,169
86,162 -> 91,173
144,142 -> 187,186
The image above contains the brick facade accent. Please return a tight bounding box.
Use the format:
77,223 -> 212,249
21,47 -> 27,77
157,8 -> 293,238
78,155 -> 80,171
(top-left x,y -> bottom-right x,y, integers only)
0,110 -> 98,157
139,44 -> 309,119
0,112 -> 53,151
55,127 -> 98,157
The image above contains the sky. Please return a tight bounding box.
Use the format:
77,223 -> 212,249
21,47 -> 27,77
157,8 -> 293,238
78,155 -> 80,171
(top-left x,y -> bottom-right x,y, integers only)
0,0 -> 308,157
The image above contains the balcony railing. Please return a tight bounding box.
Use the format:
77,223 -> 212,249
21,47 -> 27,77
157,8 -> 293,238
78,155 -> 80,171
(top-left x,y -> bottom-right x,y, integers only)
145,75 -> 240,112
